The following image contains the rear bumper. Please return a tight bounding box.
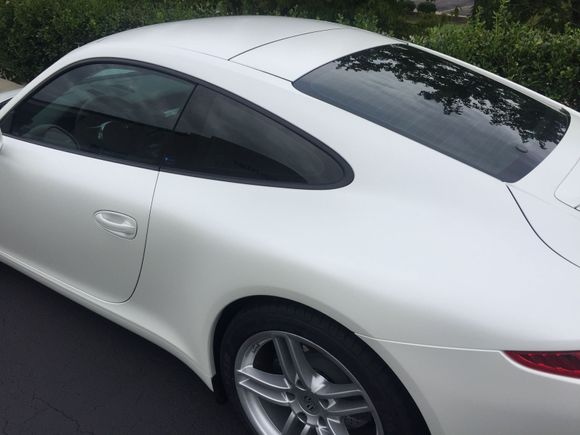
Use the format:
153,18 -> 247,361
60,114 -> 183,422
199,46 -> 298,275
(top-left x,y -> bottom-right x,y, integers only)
359,336 -> 580,435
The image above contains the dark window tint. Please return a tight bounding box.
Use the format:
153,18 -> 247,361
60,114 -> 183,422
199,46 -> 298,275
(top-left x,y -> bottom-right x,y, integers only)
294,44 -> 570,182
0,98 -> 11,110
164,86 -> 346,186
3,64 -> 194,166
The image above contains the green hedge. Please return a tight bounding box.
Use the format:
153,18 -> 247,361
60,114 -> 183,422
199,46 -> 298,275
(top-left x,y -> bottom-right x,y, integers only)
473,0 -> 579,32
0,0 -> 229,83
0,0 -> 438,83
414,4 -> 580,109
0,0 -> 578,110
417,2 -> 437,14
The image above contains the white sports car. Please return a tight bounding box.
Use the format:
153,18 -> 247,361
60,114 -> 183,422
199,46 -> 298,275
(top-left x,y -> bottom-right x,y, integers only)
0,16 -> 579,435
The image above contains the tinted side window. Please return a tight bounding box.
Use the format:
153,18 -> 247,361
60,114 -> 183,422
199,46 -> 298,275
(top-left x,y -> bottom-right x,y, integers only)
164,86 -> 347,187
4,63 -> 195,166
0,99 -> 11,110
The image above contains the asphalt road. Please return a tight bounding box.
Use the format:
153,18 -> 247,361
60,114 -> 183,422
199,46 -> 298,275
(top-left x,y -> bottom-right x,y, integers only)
0,262 -> 248,434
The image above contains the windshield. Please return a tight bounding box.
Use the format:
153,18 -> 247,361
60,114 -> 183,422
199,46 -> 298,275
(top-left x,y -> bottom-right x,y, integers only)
294,44 -> 570,182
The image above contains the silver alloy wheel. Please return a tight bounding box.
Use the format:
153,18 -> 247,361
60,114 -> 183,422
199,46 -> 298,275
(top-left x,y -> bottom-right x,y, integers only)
234,331 -> 384,435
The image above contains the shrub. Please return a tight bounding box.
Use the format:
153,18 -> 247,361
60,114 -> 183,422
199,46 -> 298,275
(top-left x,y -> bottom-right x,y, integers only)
352,10 -> 381,32
402,0 -> 416,13
0,0 -> 428,82
0,0 -> 417,82
0,0 -> 578,111
414,1 -> 580,109
473,0 -> 578,32
417,2 -> 437,13
0,0 -> 229,83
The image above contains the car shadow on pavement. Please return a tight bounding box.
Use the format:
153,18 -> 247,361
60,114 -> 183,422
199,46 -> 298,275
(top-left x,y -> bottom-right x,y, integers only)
0,263 -> 248,434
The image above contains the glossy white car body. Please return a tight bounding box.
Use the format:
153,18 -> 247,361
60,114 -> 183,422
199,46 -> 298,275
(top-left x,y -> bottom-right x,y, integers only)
0,16 -> 579,435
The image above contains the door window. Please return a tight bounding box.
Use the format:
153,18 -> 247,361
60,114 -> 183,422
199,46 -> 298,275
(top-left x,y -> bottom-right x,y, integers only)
1,63 -> 195,166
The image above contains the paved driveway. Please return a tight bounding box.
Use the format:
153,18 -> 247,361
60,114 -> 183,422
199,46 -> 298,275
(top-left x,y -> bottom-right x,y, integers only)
0,79 -> 20,93
414,0 -> 474,13
436,0 -> 473,10
0,263 -> 248,434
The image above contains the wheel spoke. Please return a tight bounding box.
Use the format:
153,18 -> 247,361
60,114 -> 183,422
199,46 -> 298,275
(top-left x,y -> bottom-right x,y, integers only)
237,367 -> 294,406
327,418 -> 350,435
273,336 -> 299,385
237,366 -> 291,391
300,424 -> 314,435
285,336 -> 318,389
316,382 -> 361,399
325,398 -> 370,417
282,412 -> 303,435
315,425 -> 333,435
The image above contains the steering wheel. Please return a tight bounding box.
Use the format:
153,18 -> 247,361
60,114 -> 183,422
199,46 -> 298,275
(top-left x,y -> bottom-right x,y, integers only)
74,95 -> 138,149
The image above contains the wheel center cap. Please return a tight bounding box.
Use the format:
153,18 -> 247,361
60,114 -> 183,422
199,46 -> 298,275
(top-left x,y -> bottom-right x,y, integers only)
301,394 -> 318,413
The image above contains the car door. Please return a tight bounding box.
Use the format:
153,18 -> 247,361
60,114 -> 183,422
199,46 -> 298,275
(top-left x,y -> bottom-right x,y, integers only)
0,62 -> 195,302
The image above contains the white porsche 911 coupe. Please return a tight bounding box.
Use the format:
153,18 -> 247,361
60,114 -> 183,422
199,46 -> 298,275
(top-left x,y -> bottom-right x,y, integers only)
0,16 -> 579,435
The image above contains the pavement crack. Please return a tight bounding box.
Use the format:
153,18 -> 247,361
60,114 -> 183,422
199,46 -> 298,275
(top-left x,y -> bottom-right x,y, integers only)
32,395 -> 94,435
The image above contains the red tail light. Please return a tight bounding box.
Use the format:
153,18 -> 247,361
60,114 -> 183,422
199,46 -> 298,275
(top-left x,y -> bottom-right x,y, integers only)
505,351 -> 580,379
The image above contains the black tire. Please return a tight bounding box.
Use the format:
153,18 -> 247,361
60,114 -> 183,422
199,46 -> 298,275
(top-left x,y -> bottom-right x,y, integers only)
220,300 -> 430,435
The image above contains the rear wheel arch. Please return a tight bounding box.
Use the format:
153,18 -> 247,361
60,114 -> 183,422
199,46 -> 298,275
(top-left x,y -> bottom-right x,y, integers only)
210,295 -> 430,433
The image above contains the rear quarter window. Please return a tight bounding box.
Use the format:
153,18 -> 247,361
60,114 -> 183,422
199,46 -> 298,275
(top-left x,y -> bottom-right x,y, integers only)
294,44 -> 570,182
163,85 -> 350,188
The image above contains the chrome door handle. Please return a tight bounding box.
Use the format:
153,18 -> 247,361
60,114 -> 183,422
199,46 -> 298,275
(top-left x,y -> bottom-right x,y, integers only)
94,211 -> 137,239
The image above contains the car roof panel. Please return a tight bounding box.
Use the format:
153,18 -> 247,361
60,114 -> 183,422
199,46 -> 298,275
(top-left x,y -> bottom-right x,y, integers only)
230,27 -> 399,81
98,16 -> 344,60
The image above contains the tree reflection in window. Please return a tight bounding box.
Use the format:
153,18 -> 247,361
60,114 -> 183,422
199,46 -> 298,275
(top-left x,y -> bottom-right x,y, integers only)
295,44 -> 570,182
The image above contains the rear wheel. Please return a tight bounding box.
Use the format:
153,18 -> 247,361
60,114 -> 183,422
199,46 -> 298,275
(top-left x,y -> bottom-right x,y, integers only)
220,302 -> 429,435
